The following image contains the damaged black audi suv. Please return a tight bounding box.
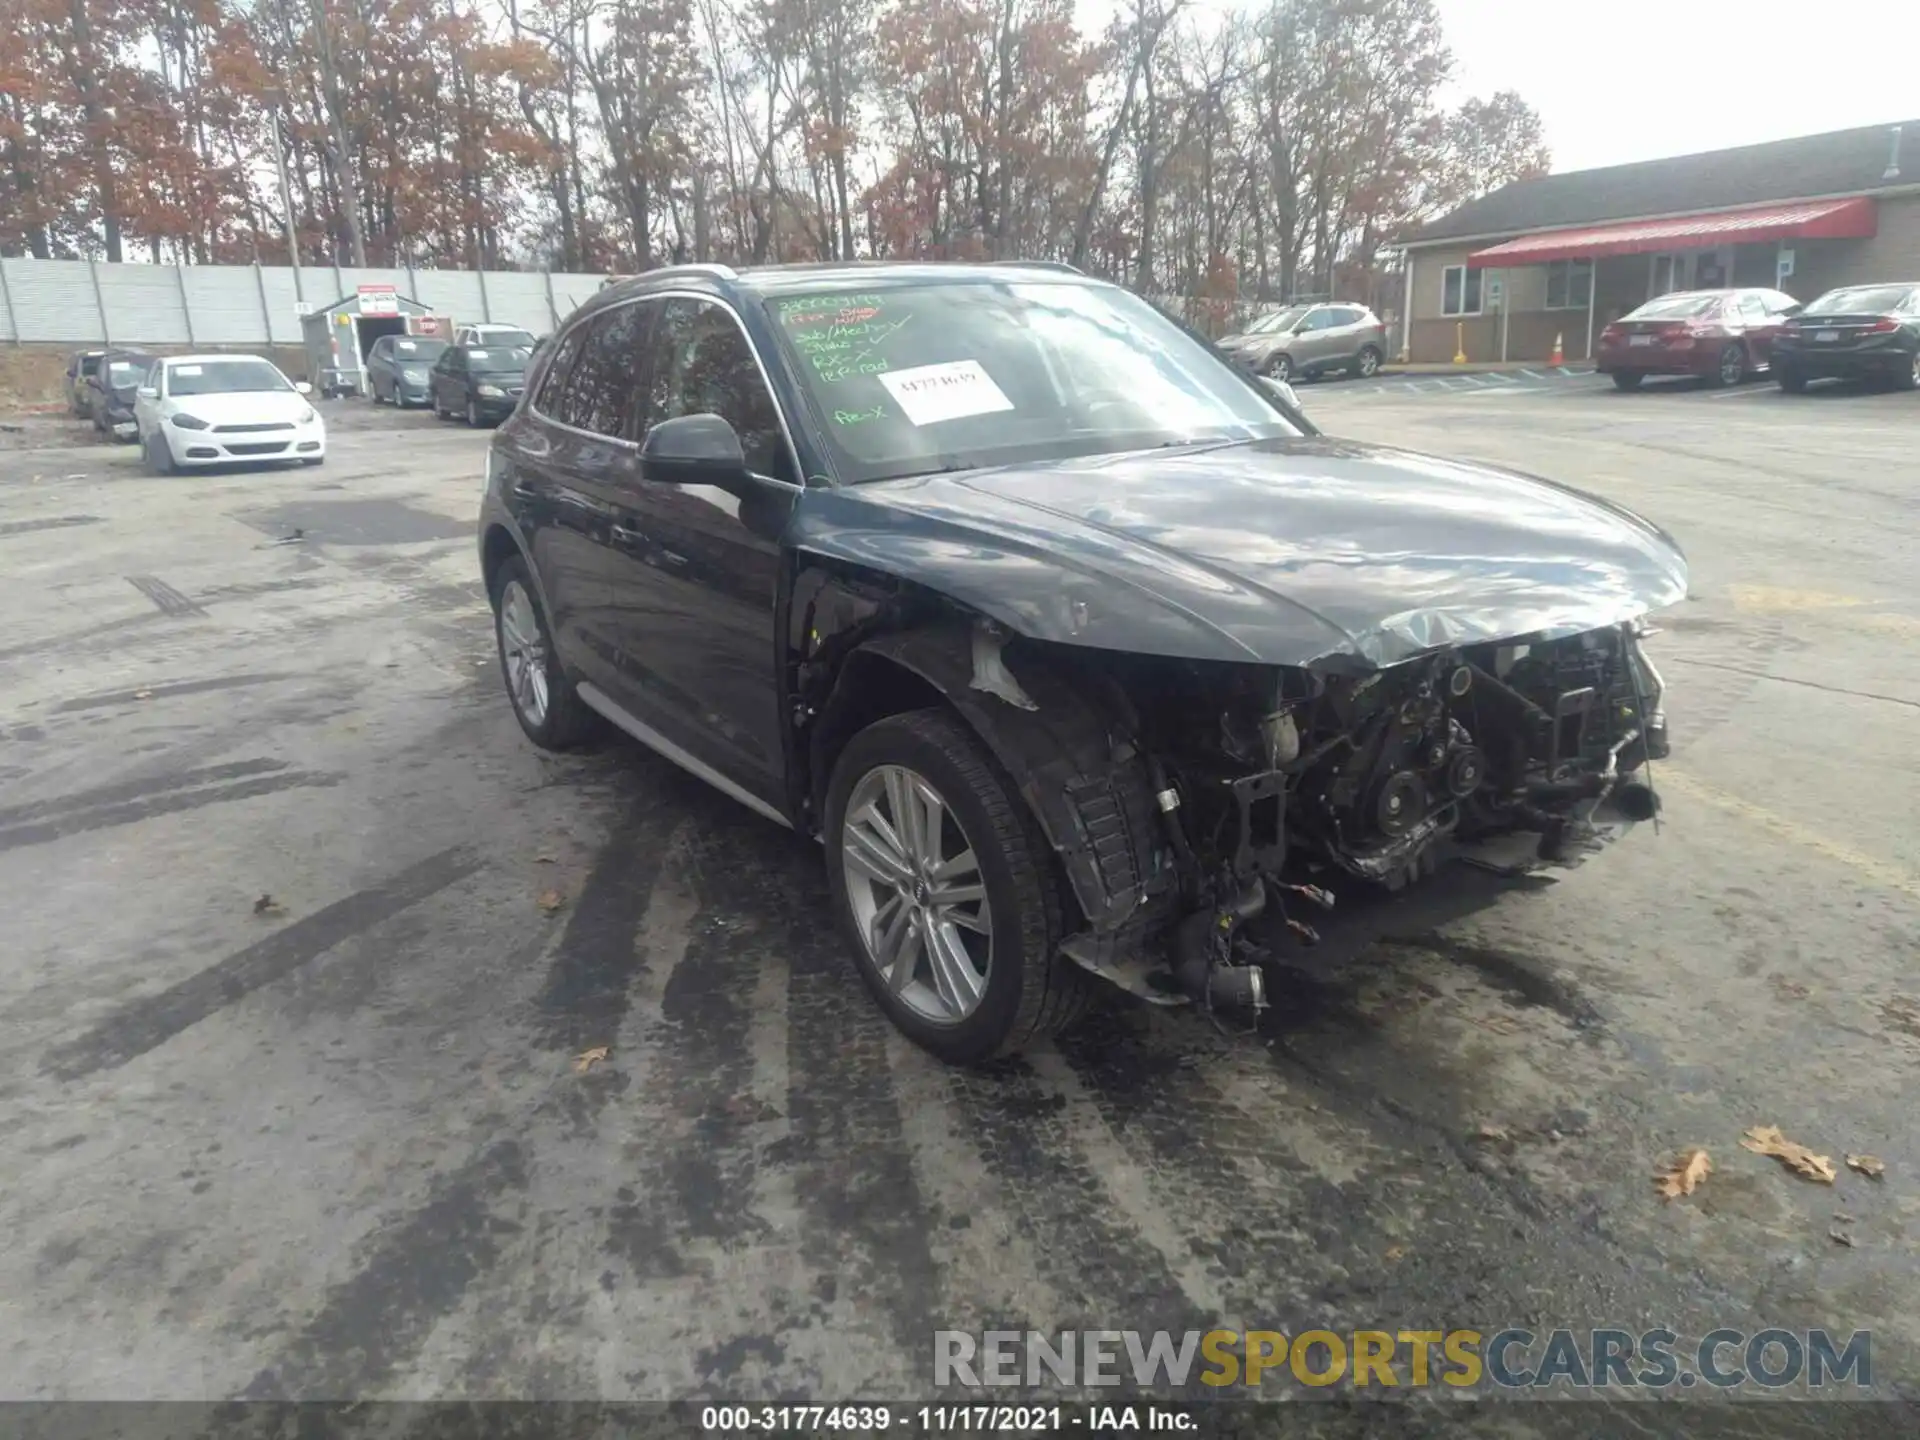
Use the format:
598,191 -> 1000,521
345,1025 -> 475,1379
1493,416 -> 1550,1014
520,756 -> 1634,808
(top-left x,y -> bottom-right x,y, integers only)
477,261 -> 1685,1064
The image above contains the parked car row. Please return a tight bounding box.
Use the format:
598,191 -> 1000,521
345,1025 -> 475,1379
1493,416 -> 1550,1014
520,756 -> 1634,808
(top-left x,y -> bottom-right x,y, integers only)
61,348 -> 325,470
1596,282 -> 1920,393
365,330 -> 539,427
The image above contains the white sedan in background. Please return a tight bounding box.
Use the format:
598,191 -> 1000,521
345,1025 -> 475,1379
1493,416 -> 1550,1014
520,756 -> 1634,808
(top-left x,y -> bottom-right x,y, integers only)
134,355 -> 326,473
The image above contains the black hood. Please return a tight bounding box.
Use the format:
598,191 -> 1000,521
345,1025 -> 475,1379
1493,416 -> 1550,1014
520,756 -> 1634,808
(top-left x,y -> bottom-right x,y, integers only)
790,436 -> 1689,671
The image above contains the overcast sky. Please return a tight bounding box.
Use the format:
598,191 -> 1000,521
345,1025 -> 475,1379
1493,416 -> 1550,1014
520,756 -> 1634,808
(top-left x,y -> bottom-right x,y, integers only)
1078,0 -> 1919,175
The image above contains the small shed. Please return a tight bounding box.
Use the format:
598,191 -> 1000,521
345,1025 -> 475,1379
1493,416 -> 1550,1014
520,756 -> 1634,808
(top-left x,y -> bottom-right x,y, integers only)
299,286 -> 446,397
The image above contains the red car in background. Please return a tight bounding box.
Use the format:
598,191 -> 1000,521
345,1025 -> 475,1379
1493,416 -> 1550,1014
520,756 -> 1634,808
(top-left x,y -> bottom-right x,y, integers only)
1596,288 -> 1802,391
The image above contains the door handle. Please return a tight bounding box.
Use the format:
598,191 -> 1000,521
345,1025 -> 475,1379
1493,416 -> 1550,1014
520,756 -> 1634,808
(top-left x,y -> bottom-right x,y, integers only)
611,523 -> 646,544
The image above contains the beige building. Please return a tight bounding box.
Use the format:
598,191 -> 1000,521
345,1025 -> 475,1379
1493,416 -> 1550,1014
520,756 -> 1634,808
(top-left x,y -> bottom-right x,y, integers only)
1398,119 -> 1920,364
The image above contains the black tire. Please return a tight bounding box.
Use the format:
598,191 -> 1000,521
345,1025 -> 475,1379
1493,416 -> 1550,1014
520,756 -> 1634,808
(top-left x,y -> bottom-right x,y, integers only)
467,397 -> 481,427
824,708 -> 1086,1065
143,430 -> 176,475
1611,371 -> 1644,392
489,555 -> 599,751
1776,366 -> 1807,394
1263,352 -> 1293,383
1892,352 -> 1920,392
1351,345 -> 1382,379
1708,343 -> 1745,389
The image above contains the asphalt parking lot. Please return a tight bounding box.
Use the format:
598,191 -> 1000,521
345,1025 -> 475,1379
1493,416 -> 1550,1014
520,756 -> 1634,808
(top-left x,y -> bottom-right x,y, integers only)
2,380 -> 1917,1421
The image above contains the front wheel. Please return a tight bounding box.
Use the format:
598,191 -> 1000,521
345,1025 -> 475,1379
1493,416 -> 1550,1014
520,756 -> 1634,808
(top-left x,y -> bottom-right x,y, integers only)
143,430 -> 176,475
490,556 -> 599,751
825,709 -> 1085,1065
467,397 -> 481,427
1262,352 -> 1293,383
1776,366 -> 1808,394
1611,371 -> 1644,392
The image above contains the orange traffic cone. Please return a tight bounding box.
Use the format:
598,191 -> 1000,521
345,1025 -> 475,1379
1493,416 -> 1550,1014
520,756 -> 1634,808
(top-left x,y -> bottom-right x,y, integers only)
1549,333 -> 1565,366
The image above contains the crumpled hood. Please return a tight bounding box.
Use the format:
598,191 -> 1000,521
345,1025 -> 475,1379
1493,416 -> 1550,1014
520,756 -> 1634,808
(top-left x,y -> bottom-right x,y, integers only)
792,436 -> 1689,670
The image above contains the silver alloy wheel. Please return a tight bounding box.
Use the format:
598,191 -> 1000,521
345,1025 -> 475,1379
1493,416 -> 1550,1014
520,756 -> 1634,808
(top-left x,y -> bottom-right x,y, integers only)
498,580 -> 550,727
841,764 -> 991,1024
1266,352 -> 1292,382
1358,348 -> 1380,377
1720,345 -> 1744,386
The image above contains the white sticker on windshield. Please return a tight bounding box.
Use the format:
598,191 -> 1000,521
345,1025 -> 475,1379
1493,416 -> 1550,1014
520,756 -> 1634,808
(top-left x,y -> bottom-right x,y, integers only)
878,360 -> 1014,427
173,365 -> 203,376
469,350 -> 489,360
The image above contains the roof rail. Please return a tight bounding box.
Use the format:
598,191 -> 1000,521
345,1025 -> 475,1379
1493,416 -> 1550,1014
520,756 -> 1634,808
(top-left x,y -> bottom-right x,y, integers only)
989,259 -> 1083,275
657,262 -> 739,281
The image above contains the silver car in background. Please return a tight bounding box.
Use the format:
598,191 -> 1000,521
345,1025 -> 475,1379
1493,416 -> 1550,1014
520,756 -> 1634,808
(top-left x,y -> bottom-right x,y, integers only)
1218,302 -> 1390,383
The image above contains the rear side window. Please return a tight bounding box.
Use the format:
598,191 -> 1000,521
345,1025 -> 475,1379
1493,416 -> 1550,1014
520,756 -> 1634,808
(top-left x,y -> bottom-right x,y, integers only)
1738,294 -> 1769,321
546,304 -> 647,438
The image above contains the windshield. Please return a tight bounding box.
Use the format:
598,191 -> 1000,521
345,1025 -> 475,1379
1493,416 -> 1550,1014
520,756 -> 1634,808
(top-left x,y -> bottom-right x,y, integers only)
468,347 -> 530,374
392,339 -> 446,363
1625,294 -> 1724,320
167,359 -> 292,396
1803,286 -> 1915,316
767,281 -> 1302,483
106,357 -> 153,384
1246,306 -> 1310,335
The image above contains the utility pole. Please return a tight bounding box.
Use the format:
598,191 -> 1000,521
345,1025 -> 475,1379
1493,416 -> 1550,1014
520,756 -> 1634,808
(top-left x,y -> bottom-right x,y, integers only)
267,94 -> 303,301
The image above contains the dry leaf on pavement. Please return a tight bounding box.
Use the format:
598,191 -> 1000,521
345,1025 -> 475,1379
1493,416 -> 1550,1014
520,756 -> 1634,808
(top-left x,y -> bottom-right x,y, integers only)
1741,1125 -> 1837,1183
535,853 -> 558,864
133,689 -> 153,700
1846,1154 -> 1886,1179
573,1046 -> 609,1074
1654,1148 -> 1712,1201
1828,1228 -> 1855,1248
537,888 -> 566,914
252,893 -> 284,916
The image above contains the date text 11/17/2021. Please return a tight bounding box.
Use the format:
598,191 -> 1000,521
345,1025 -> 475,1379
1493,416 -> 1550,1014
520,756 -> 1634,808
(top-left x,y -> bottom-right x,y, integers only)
699,1404 -> 1195,1432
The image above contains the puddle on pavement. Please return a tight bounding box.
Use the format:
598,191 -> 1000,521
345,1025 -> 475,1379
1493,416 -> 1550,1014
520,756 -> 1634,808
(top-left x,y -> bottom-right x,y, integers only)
230,498 -> 468,546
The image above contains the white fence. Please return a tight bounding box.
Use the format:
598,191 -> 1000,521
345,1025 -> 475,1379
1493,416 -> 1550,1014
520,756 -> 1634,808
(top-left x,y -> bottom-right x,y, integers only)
0,258 -> 612,347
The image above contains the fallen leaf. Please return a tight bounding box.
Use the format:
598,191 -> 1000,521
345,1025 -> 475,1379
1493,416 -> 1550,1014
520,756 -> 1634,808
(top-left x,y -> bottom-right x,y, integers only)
1474,1123 -> 1509,1143
1473,1013 -> 1521,1035
1833,1211 -> 1855,1223
252,893 -> 284,916
573,1045 -> 608,1074
1384,1245 -> 1405,1261
1846,1154 -> 1886,1179
1654,1148 -> 1712,1201
133,689 -> 153,700
1741,1125 -> 1837,1184
535,853 -> 558,864
1828,1229 -> 1855,1248
1769,974 -> 1811,1001
537,888 -> 566,914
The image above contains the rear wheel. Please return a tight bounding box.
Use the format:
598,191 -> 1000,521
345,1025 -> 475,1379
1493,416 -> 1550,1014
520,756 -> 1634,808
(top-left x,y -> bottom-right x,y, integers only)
825,709 -> 1085,1065
1709,343 -> 1746,388
1611,371 -> 1644,392
1352,345 -> 1382,379
1893,352 -> 1920,392
1776,365 -> 1807,394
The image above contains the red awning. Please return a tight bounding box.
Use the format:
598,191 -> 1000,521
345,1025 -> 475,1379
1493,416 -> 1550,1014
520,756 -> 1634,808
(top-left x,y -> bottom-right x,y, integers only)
1465,197 -> 1878,268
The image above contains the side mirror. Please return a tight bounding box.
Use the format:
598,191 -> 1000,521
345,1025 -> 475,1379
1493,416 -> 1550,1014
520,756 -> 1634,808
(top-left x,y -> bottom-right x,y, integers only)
137,386 -> 157,400
294,380 -> 313,395
1780,304 -> 1803,318
639,413 -> 749,487
1260,376 -> 1304,412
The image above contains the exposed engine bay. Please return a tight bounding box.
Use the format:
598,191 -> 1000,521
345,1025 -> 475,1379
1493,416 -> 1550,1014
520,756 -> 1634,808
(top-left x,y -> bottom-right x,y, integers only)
792,569 -> 1672,1026
1054,623 -> 1670,1013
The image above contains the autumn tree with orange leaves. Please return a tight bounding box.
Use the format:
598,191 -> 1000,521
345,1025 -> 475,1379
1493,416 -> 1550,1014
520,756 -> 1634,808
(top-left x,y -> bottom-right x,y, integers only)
0,0 -> 1550,312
